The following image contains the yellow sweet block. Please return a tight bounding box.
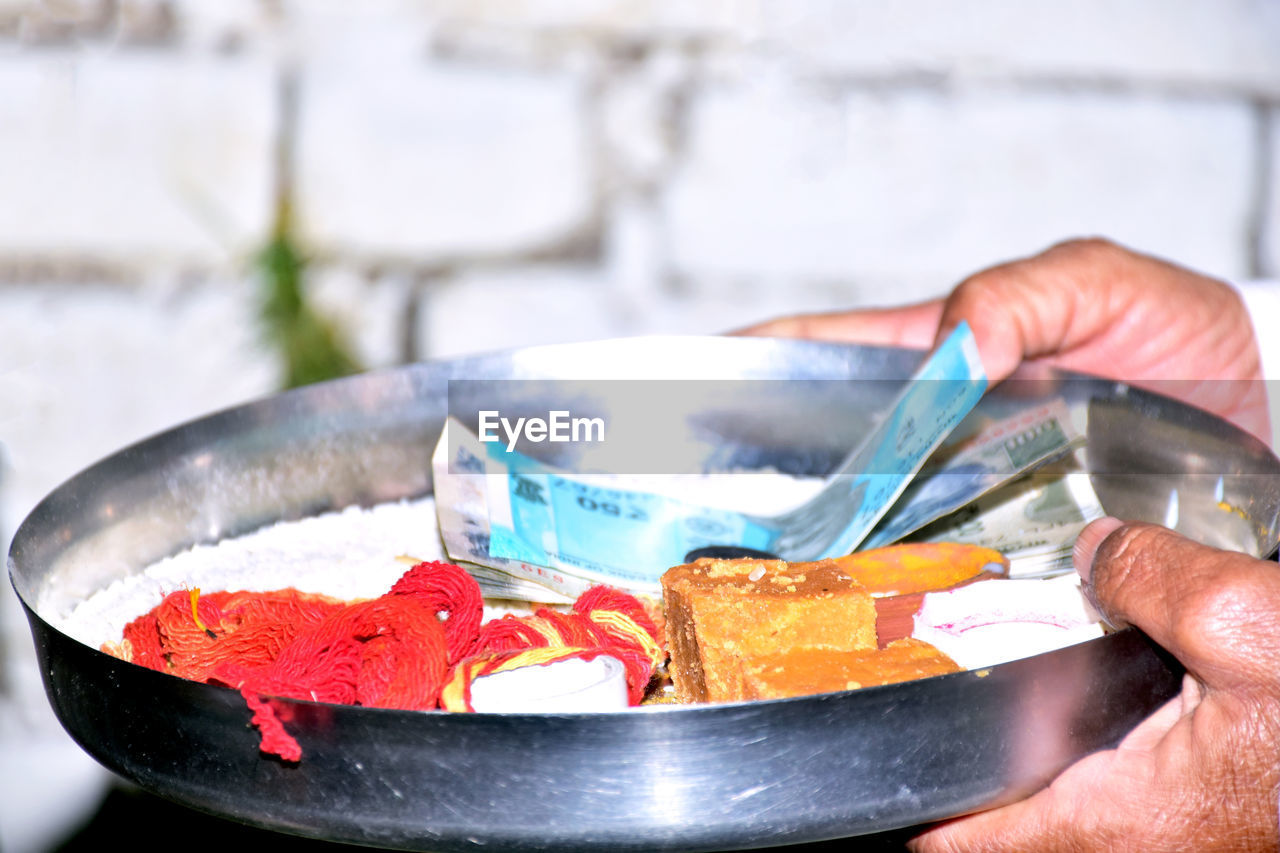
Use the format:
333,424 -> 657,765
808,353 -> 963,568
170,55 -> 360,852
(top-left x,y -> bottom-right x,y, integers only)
661,558 -> 877,703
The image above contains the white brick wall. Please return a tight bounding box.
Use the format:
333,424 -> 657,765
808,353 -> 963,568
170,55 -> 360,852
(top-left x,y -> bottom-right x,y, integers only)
754,0 -> 1280,96
0,52 -> 276,264
296,60 -> 594,260
427,0 -> 755,41
662,83 -> 1258,300
0,277 -> 277,527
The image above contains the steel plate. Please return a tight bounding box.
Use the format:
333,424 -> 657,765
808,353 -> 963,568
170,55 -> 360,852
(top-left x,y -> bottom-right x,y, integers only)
9,336 -> 1280,851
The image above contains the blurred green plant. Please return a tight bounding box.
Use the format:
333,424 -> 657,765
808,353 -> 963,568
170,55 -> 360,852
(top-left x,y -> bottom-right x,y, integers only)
256,198 -> 363,389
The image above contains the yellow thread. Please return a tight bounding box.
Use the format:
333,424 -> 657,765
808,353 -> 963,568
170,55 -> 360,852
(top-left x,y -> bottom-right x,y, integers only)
491,647 -> 581,673
527,617 -> 565,647
590,610 -> 663,666
439,662 -> 481,712
189,588 -> 211,634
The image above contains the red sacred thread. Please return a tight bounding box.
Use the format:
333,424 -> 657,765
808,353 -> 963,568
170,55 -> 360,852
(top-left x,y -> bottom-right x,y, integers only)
574,587 -> 666,679
104,562 -> 663,761
465,613 -> 551,653
215,595 -> 449,709
117,607 -> 168,671
387,560 -> 483,663
180,589 -> 343,681
215,561 -> 480,757
243,693 -> 302,762
112,588 -> 344,681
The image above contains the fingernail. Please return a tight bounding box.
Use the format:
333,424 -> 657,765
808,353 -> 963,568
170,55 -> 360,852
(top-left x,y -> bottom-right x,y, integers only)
1073,516 -> 1125,584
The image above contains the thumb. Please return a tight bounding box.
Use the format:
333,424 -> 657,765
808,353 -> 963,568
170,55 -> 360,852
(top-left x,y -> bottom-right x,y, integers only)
932,287 -> 1029,385
930,238 -> 1141,383
1074,517 -> 1280,691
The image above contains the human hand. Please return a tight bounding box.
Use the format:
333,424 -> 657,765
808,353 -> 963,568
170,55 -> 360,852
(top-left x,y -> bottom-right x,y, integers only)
907,517 -> 1280,853
736,238 -> 1269,444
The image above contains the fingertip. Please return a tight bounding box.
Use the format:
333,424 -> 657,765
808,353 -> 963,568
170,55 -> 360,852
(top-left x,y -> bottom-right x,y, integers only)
1073,516 -> 1125,585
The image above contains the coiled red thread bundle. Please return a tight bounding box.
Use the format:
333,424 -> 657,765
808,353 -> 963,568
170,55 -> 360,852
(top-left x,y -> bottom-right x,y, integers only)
105,561 -> 664,761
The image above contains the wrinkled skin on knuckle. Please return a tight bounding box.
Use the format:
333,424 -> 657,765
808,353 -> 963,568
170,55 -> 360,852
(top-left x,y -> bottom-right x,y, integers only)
1184,574 -> 1280,682
1163,572 -> 1258,673
949,268 -> 1020,315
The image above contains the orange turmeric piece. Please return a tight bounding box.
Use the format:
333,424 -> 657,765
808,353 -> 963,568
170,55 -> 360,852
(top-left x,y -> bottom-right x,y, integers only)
740,638 -> 961,700
831,542 -> 1008,597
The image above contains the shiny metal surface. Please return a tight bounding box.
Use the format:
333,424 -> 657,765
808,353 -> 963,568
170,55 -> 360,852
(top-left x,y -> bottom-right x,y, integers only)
10,336 -> 1280,851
